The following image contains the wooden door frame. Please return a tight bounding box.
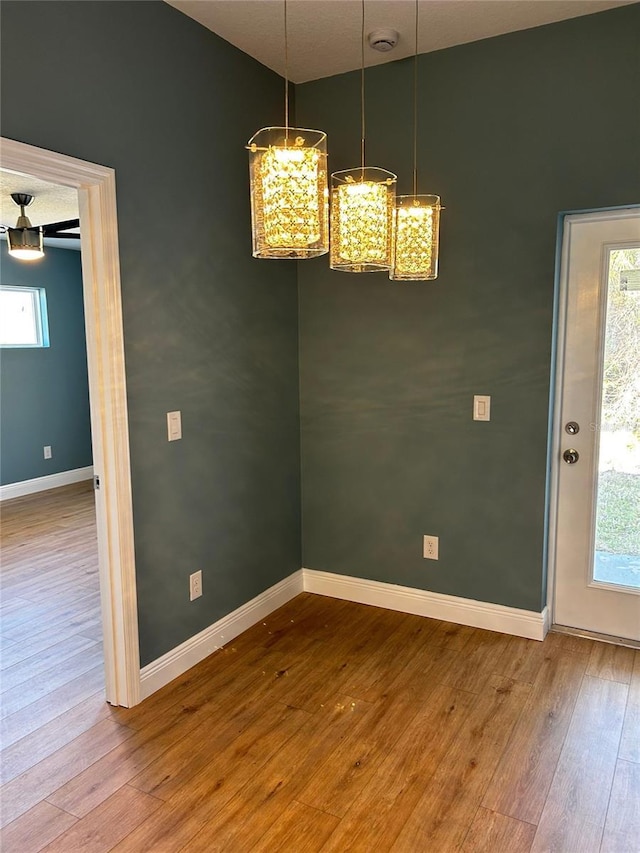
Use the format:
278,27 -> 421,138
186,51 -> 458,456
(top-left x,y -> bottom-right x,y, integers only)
546,205 -> 640,631
1,137 -> 140,706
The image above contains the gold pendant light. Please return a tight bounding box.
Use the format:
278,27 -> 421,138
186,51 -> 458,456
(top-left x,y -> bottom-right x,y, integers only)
247,1 -> 328,259
391,194 -> 440,280
330,0 -> 396,273
390,0 -> 442,281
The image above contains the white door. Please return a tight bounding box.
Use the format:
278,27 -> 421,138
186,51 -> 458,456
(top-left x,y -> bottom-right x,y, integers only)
552,208 -> 640,642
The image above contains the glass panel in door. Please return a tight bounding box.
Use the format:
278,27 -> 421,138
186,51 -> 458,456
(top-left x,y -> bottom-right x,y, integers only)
593,247 -> 640,590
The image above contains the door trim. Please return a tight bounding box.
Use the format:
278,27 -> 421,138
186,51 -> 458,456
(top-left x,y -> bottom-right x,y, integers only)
546,205 -> 640,627
1,137 -> 140,707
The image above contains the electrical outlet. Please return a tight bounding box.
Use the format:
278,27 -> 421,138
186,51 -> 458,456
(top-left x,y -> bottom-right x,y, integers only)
43,445 -> 52,459
423,535 -> 439,560
189,570 -> 202,601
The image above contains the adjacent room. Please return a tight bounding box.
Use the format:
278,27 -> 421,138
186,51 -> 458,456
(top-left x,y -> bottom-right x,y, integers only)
0,173 -> 105,810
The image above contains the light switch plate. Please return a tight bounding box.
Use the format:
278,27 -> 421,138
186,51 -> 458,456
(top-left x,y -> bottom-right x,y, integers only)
473,395 -> 491,421
167,410 -> 182,441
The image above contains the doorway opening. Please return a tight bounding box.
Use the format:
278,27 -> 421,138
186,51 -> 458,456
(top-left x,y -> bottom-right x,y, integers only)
0,171 -> 106,737
0,138 -> 140,707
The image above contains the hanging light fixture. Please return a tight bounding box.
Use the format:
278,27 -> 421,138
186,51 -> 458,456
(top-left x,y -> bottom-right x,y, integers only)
7,193 -> 44,261
390,0 -> 442,281
247,1 -> 328,259
330,0 -> 396,273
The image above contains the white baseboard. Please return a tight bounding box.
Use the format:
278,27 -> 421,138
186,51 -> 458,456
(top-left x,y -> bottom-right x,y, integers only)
139,566 -> 548,701
0,466 -> 94,502
139,570 -> 304,700
303,568 -> 549,641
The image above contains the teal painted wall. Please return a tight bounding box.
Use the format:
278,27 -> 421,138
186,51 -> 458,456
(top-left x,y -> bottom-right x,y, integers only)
296,5 -> 640,612
2,2 -> 637,670
1,1 -> 302,665
0,248 -> 92,485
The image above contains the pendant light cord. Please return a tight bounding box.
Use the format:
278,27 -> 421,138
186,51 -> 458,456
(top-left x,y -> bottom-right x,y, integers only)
361,0 -> 365,174
413,0 -> 418,198
284,0 -> 289,138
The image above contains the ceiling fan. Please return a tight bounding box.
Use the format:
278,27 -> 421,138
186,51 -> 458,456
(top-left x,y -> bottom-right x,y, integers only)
2,192 -> 80,260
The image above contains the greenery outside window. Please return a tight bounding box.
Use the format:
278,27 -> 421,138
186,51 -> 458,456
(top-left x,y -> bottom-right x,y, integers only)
0,285 -> 50,347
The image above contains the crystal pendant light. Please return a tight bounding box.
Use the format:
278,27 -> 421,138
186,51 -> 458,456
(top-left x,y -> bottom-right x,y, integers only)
390,0 -> 442,281
391,194 -> 440,280
330,1 -> 396,273
7,194 -> 44,261
247,2 -> 328,259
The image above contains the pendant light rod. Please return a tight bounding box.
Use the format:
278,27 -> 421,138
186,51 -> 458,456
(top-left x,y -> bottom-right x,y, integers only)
360,0 -> 366,173
413,0 -> 418,198
390,1 -> 442,281
329,0 -> 396,273
246,0 -> 329,260
284,0 -> 289,136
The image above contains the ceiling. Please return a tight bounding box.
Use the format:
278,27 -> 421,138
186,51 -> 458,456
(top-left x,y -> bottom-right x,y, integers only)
165,0 -> 636,83
0,170 -> 80,252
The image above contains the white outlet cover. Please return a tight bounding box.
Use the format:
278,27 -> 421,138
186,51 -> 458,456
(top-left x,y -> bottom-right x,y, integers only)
423,535 -> 439,560
189,569 -> 202,601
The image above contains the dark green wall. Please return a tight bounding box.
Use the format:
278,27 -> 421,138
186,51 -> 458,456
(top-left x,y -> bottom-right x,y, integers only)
1,1 -> 302,666
296,5 -> 640,612
2,3 -> 638,669
0,248 -> 92,485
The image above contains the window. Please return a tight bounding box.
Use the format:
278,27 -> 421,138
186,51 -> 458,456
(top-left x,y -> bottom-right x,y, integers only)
0,285 -> 49,347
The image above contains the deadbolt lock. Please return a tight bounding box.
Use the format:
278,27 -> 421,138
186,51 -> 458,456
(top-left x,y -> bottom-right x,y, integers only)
563,448 -> 579,464
565,421 -> 580,435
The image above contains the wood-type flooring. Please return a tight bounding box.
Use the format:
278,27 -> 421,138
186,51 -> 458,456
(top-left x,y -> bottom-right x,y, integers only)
1,483 -> 639,851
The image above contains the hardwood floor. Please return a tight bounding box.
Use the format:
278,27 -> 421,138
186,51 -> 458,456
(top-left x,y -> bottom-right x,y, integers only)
0,483 -> 104,773
1,485 -> 639,851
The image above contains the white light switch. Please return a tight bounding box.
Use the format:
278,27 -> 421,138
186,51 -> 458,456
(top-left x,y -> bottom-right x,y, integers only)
167,410 -> 182,441
473,395 -> 491,421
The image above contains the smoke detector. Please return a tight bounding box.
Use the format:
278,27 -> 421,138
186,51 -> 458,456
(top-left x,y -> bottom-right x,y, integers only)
368,28 -> 399,52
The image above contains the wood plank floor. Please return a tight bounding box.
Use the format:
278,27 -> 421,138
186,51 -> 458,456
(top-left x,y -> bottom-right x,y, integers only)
1,486 -> 639,851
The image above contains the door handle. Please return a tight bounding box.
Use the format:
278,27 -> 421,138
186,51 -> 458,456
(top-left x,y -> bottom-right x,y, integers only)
563,448 -> 579,464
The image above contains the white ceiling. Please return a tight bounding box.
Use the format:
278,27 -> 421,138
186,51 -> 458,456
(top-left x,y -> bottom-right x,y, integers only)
166,0 -> 637,83
1,170 -> 80,252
